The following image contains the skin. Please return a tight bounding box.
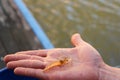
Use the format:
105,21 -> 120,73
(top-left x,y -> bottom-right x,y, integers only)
4,33 -> 120,80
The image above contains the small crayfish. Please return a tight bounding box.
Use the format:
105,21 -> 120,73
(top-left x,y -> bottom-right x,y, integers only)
43,57 -> 71,72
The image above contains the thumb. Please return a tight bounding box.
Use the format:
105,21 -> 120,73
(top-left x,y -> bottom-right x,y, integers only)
71,33 -> 84,46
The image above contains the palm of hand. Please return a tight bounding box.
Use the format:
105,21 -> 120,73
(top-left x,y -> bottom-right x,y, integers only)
4,33 -> 104,80
44,40 -> 103,80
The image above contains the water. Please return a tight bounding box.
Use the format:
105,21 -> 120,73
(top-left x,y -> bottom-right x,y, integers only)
24,0 -> 120,66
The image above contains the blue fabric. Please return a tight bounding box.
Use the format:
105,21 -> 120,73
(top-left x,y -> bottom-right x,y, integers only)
0,68 -> 39,80
0,0 -> 53,79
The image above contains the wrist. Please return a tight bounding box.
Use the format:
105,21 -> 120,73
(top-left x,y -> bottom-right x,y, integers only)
99,64 -> 120,80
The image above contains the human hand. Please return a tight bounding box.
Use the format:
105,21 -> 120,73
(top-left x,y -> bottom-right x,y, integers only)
4,33 -> 106,80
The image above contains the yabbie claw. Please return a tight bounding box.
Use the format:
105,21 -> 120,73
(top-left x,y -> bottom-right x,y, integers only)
43,57 -> 71,72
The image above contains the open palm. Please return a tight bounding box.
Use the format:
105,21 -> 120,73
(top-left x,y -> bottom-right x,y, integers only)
4,33 -> 105,80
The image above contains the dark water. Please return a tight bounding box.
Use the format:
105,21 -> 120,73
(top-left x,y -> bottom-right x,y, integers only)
24,0 -> 120,66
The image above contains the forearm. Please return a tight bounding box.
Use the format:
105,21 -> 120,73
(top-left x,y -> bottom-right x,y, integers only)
99,64 -> 120,80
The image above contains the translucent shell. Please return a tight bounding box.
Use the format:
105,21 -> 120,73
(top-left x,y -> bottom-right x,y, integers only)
43,57 -> 71,72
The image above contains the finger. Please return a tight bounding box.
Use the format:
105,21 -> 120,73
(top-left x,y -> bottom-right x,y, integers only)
4,54 -> 44,63
71,33 -> 84,46
16,49 -> 49,57
7,60 -> 46,69
14,67 -> 48,79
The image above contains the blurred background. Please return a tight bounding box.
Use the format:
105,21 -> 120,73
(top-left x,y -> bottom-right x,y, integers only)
24,0 -> 120,66
0,0 -> 120,69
